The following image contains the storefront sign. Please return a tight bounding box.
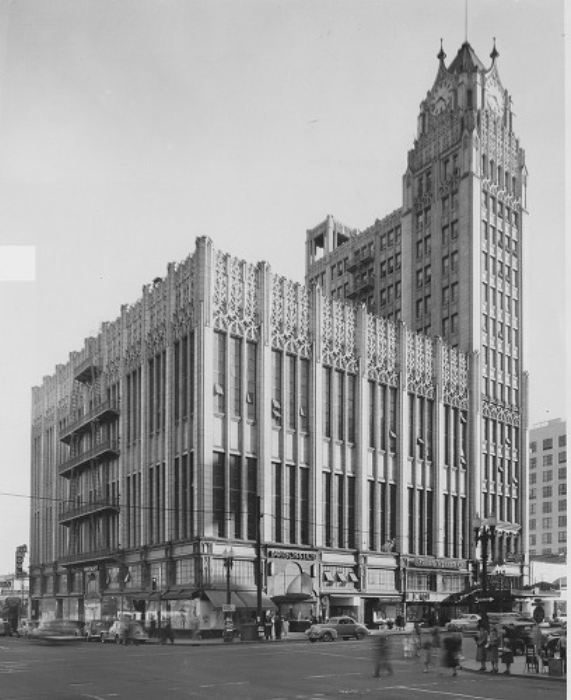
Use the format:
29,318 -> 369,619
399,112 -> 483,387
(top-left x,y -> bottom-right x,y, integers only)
409,558 -> 466,570
267,549 -> 316,561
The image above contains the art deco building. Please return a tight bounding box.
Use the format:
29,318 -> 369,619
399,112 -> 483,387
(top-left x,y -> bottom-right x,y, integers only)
29,40 -> 529,632
306,41 -> 528,578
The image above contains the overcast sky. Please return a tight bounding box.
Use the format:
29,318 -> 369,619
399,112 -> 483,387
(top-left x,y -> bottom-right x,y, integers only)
0,0 -> 566,575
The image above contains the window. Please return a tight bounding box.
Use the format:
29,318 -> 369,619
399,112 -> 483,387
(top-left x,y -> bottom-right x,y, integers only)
543,486 -> 553,498
559,434 -> 567,447
542,533 -> 552,544
543,438 -> 553,450
442,255 -> 449,276
442,286 -> 450,305
530,473 -> 536,485
451,251 -> 459,272
530,441 -> 537,452
424,265 -> 431,284
559,452 -> 566,463
558,483 -> 567,495
451,282 -> 458,301
559,515 -> 567,528
529,488 -> 536,499
417,241 -> 423,259
395,281 -> 401,298
559,500 -> 567,512
558,531 -> 567,543
213,332 -> 226,414
543,501 -> 552,513
529,519 -> 536,530
272,351 -> 283,427
529,535 -> 536,545
416,299 -> 423,318
451,221 -> 459,240
450,314 -> 458,334
543,470 -> 553,482
543,455 -> 553,467
542,520 -> 552,532
559,467 -> 567,479
530,457 -> 537,469
442,226 -> 449,245
380,261 -> 387,278
416,269 -> 423,287
442,317 -> 450,335
530,504 -> 536,515
424,236 -> 431,255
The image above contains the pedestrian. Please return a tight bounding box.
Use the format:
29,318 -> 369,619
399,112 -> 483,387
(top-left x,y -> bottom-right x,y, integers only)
162,618 -> 175,645
486,624 -> 500,673
475,621 -> 488,672
421,628 -> 433,673
501,629 -> 514,675
395,613 -> 405,631
373,631 -> 394,677
264,614 -> 273,640
442,630 -> 462,676
282,616 -> 289,638
149,618 -> 156,639
274,615 -> 282,640
413,622 -> 422,659
431,627 -> 442,674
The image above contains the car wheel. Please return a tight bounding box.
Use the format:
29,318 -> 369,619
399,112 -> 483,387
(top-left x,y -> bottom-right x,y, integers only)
115,635 -> 120,644
355,630 -> 366,640
322,632 -> 334,642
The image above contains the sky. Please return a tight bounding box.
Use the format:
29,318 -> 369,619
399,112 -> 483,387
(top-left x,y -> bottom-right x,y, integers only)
0,0 -> 567,575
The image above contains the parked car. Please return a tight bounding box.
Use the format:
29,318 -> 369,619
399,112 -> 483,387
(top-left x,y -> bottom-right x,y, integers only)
15,619 -> 39,638
30,619 -> 84,642
0,621 -> 13,636
306,616 -> 369,643
103,620 -> 149,645
84,620 -> 113,642
446,614 -> 481,633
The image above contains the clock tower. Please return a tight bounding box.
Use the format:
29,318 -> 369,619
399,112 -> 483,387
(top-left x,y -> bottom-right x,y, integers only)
402,39 -> 528,562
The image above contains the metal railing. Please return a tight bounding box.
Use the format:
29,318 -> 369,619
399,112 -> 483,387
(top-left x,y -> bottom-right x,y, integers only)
59,401 -> 120,443
58,440 -> 120,477
59,548 -> 117,566
58,498 -> 120,524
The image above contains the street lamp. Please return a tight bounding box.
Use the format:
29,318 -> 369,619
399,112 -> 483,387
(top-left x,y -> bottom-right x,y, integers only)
472,514 -> 497,596
223,548 -> 235,643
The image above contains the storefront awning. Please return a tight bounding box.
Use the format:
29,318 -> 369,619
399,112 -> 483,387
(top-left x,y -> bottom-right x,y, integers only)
202,590 -> 244,609
234,590 -> 277,611
162,589 -> 194,600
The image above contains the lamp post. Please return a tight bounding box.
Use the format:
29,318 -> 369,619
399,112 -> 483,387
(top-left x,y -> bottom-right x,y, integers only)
472,515 -> 497,598
223,548 -> 234,643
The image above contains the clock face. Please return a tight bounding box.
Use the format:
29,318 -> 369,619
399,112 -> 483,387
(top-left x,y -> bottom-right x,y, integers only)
431,80 -> 453,115
486,81 -> 504,114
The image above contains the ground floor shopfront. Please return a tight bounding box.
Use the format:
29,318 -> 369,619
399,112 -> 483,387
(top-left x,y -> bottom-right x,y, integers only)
29,545 -> 483,632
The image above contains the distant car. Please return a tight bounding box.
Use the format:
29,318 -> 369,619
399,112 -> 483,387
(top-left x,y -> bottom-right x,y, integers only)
31,619 -> 84,642
554,614 -> 567,625
305,616 -> 369,643
15,619 -> 38,638
84,620 -> 112,642
103,620 -> 149,645
446,614 -> 481,633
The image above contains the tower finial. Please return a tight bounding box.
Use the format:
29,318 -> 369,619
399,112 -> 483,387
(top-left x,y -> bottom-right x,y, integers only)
490,37 -> 499,61
465,0 -> 468,43
438,38 -> 446,62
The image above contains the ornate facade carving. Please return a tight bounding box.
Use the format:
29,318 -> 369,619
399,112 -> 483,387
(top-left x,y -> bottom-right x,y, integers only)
321,297 -> 357,371
406,330 -> 435,398
366,315 -> 398,386
482,400 -> 520,426
271,275 -> 311,358
442,346 -> 469,409
213,249 -> 259,341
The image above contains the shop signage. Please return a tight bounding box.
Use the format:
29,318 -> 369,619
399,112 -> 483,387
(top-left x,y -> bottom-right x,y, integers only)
409,558 -> 466,570
267,549 -> 316,561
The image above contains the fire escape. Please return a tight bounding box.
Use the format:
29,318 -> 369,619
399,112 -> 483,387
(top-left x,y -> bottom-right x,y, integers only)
346,246 -> 375,304
58,354 -> 121,566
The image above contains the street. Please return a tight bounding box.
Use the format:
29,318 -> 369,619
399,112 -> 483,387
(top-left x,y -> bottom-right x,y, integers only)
0,635 -> 565,700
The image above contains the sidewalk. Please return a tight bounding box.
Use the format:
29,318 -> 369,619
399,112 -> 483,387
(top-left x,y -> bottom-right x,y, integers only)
156,629 -> 566,683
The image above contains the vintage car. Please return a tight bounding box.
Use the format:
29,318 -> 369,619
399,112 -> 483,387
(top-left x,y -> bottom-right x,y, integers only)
446,614 -> 481,634
15,619 -> 38,638
30,619 -> 84,642
102,620 -> 149,644
305,616 -> 369,642
84,620 -> 113,642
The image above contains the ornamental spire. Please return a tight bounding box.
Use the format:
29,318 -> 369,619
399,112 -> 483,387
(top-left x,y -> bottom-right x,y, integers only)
490,37 -> 499,62
438,38 -> 447,63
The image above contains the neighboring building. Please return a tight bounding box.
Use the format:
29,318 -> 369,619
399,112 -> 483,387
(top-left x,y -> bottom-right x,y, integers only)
0,574 -> 29,630
528,419 -> 567,557
306,41 -> 529,587
30,40 -> 529,631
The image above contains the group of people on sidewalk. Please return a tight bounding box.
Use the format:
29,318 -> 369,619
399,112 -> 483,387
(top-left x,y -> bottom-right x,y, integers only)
475,622 -> 511,674
373,624 -> 463,678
